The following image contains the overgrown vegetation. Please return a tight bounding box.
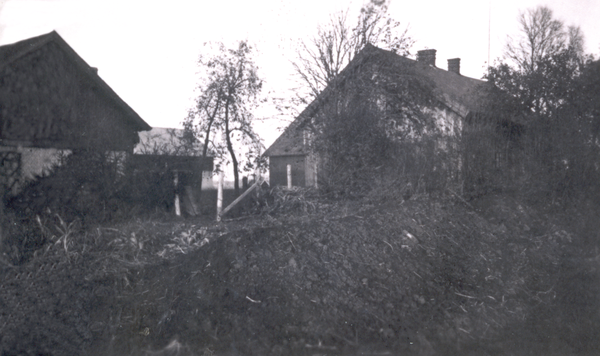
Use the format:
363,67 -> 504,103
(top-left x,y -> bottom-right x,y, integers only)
302,5 -> 600,211
1,149 -> 190,264
7,151 -> 127,222
1,4 -> 600,356
2,188 -> 599,355
466,6 -> 600,208
303,44 -> 445,196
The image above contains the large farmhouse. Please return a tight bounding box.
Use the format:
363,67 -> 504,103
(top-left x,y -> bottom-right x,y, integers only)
0,31 -> 151,194
264,44 -> 492,188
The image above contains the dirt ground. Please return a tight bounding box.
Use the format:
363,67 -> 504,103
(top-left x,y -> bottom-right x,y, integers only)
1,191 -> 599,355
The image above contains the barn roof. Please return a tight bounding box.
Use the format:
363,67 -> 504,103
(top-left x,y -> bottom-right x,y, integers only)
133,127 -> 213,172
0,31 -> 151,132
135,127 -> 208,156
264,44 -> 488,157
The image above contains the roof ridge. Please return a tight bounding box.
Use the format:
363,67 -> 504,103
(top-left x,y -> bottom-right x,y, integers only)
264,44 -> 489,157
0,30 -> 151,131
0,31 -> 58,71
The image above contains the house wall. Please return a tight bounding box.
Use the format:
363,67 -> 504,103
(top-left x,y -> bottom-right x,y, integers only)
202,171 -> 215,189
0,146 -> 72,196
269,155 -> 308,187
422,106 -> 463,137
304,152 -> 319,188
267,107 -> 462,189
266,104 -> 465,190
20,147 -> 69,181
133,129 -> 214,190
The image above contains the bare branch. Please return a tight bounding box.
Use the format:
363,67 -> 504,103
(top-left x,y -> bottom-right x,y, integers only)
292,3 -> 413,100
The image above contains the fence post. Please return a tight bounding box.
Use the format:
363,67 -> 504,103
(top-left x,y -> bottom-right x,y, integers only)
174,170 -> 181,217
314,159 -> 318,189
287,164 -> 292,189
216,171 -> 223,222
219,178 -> 263,219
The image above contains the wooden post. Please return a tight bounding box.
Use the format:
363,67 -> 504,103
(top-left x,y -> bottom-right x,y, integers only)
314,159 -> 318,189
219,178 -> 262,219
216,171 -> 223,222
287,164 -> 292,189
185,185 -> 198,216
174,170 -> 181,217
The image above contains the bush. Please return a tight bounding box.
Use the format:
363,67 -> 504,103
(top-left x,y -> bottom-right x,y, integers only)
117,165 -> 177,215
2,150 -> 138,263
459,111 -> 600,209
259,186 -> 319,215
8,150 -> 129,223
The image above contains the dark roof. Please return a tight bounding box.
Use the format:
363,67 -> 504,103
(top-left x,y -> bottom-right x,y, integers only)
135,127 -> 207,156
264,44 -> 487,157
133,127 -> 214,172
0,31 -> 151,132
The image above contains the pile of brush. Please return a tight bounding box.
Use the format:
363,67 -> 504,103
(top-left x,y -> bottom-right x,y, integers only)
1,191 -> 598,355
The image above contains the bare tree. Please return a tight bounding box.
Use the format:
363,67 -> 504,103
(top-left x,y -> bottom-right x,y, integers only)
495,5 -> 588,115
505,6 -> 585,74
185,41 -> 263,196
293,0 -> 413,100
479,5 -> 600,203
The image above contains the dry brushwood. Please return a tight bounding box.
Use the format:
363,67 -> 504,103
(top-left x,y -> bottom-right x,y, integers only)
0,192 -> 597,355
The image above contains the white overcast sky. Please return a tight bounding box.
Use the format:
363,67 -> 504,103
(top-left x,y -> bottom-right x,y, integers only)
1,0 -> 599,147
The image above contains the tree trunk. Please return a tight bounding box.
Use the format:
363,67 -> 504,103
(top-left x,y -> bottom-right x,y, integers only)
230,148 -> 240,196
224,121 -> 240,196
197,102 -> 219,204
224,95 -> 240,196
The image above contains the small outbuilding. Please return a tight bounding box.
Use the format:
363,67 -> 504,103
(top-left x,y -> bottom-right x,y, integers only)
132,128 -> 214,215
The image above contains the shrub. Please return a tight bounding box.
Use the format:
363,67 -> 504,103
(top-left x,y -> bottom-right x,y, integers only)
7,150 -> 129,223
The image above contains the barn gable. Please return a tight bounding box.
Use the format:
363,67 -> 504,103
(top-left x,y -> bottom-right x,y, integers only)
0,31 -> 151,195
0,31 -> 151,151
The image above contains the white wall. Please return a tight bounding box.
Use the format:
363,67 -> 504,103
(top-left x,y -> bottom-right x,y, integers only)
20,147 -> 70,181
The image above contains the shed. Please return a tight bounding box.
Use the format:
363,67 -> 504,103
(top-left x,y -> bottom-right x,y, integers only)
132,128 -> 214,215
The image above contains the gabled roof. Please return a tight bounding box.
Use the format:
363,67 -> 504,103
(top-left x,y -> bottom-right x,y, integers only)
135,127 -> 208,156
264,44 -> 487,157
132,127 -> 214,172
0,31 -> 151,132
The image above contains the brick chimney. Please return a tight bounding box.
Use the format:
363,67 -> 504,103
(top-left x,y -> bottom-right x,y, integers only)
447,58 -> 460,74
416,49 -> 436,67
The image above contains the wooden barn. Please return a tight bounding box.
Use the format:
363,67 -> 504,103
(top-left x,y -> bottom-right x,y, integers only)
264,45 -> 492,188
0,31 -> 151,195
